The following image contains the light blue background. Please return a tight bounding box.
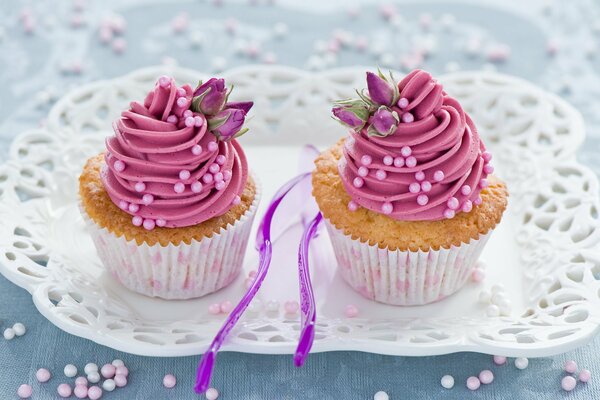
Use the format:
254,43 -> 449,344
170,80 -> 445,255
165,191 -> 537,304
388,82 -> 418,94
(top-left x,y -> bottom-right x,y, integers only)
1,0 -> 600,398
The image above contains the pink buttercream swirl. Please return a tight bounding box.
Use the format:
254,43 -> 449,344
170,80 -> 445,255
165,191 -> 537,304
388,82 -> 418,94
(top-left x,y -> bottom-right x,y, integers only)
335,69 -> 494,221
101,76 -> 250,229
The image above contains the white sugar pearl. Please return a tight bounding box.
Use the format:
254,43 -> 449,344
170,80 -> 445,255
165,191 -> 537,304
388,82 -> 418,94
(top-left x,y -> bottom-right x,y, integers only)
491,284 -> 505,294
111,359 -> 124,367
84,363 -> 98,374
499,305 -> 512,317
441,375 -> 455,389
266,300 -> 280,312
486,304 -> 500,317
205,387 -> 219,400
88,371 -> 101,383
491,293 -> 510,308
3,328 -> 15,340
247,299 -> 263,313
515,357 -> 529,370
103,379 -> 116,392
478,290 -> 492,304
64,364 -> 78,378
12,323 -> 26,336
373,391 -> 389,400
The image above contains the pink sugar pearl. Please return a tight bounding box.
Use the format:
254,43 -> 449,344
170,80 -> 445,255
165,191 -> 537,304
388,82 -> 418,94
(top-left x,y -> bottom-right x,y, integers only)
348,200 -> 358,212
443,209 -> 455,219
493,355 -> 507,365
208,303 -> 221,315
433,170 -> 444,182
248,270 -> 257,278
461,185 -> 472,195
216,155 -> 226,165
400,146 -> 412,157
185,116 -> 195,127
344,304 -> 359,318
128,203 -> 139,213
57,383 -> 72,397
166,115 -> 178,124
215,181 -> 226,191
223,170 -> 232,181
375,169 -> 387,180
114,374 -> 127,387
156,219 -> 166,227
134,182 -> 146,192
209,163 -> 220,174
361,155 -> 372,166
174,182 -> 185,193
393,157 -> 404,167
383,155 -> 393,165
462,200 -> 473,213
205,387 -> 219,400
158,76 -> 170,87
471,268 -> 485,282
202,174 -> 214,184
119,200 -> 129,210
191,181 -> 203,193
194,116 -> 203,127
191,144 -> 202,155
564,360 -> 578,373
482,151 -> 492,162
358,166 -> 368,177
75,377 -> 87,386
417,194 -> 429,206
208,141 -> 218,152
466,376 -> 480,391
179,170 -> 191,180
409,182 -> 421,193
143,219 -> 156,230
232,195 -> 241,205
115,366 -> 129,377
88,386 -> 102,400
101,363 -> 116,379
401,112 -> 414,123
353,177 -> 364,188
74,384 -> 88,398
579,369 -> 591,383
561,376 -> 577,391
113,160 -> 125,172
421,181 -> 432,192
177,97 -> 189,108
214,172 -> 223,182
36,368 -> 51,383
447,197 -> 459,210
163,374 -> 177,389
132,216 -> 143,226
244,277 -> 253,289
405,156 -> 417,168
17,384 -> 32,399
474,196 -> 483,205
415,171 -> 425,181
183,110 -> 193,118
220,301 -> 233,313
397,97 -> 409,108
381,202 -> 393,215
483,164 -> 494,174
142,194 -> 154,205
479,370 -> 494,384
479,179 -> 489,188
284,300 -> 300,314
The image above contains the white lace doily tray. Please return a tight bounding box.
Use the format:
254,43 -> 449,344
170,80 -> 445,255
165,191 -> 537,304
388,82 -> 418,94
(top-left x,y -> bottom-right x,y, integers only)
1,66 -> 599,358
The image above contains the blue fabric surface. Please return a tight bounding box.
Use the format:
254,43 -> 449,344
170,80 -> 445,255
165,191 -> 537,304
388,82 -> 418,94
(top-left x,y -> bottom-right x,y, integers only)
1,1 -> 600,399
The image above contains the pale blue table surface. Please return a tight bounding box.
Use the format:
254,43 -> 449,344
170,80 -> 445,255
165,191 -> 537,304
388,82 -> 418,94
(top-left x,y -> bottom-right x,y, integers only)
1,0 -> 600,399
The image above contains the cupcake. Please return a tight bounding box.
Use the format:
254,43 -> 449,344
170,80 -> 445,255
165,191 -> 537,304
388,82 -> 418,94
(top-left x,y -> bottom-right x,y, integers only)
313,69 -> 508,305
79,75 -> 259,299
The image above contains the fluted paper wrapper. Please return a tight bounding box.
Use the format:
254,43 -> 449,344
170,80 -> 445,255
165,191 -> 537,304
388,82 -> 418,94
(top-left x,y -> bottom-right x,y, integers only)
81,188 -> 260,300
325,220 -> 492,306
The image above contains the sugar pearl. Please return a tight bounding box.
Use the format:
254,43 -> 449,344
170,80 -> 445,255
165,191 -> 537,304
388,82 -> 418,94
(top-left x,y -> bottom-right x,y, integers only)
361,155 -> 372,166
358,166 -> 368,177
13,323 -> 26,336
220,301 -> 233,313
417,194 -> 429,205
208,303 -> 221,315
466,376 -> 480,391
479,179 -> 489,188
88,371 -> 100,383
479,370 -> 494,384
142,219 -> 155,230
479,290 -> 492,303
433,170 -> 444,181
401,112 -> 414,123
206,387 -> 219,400
74,385 -> 88,398
208,141 -> 218,152
185,116 -> 195,127
177,97 -> 189,108
441,375 -> 454,389
75,377 -> 87,386
36,368 -> 51,383
64,364 -> 78,378
405,156 -> 417,168
179,170 -> 191,180
132,216 -> 143,226
134,182 -> 146,192
397,97 -> 409,108
393,157 -> 404,167
515,357 -> 529,369
383,155 -> 393,165
215,181 -> 226,191
486,304 -> 500,317
191,181 -> 203,193
409,182 -> 421,193
421,181 -> 432,192
345,304 -> 359,318
471,268 -> 485,282
484,164 -> 494,174
348,201 -> 358,211
462,200 -> 473,213
579,369 -> 591,383
128,203 -> 139,213
266,300 -> 280,312
223,170 -> 232,181
192,144 -> 202,155
461,185 -> 472,195
284,300 -> 300,314
163,374 -> 177,389
443,209 -> 455,219
493,355 -> 507,365
381,202 -> 393,214
474,196 -> 483,205
353,177 -> 364,188
373,391 -> 389,400
119,200 -> 129,210
400,146 -> 412,157
17,384 -> 32,399
194,116 -> 203,127
101,363 -> 116,379
114,160 -> 125,171
209,163 -> 220,174
447,197 -> 459,210
174,182 -> 185,193
103,379 -> 116,392
58,384 -> 72,398
415,171 -> 425,181
247,299 -> 262,313
562,376 -> 577,391
183,110 -> 193,118
482,151 -> 492,162
114,374 -> 127,387
115,366 -> 129,377
375,169 -> 387,180
88,387 -> 102,400
83,363 -> 98,375
166,115 -> 178,124
232,195 -> 241,205
202,174 -> 214,184
158,75 -> 170,87
564,360 -> 577,373
142,194 -> 154,205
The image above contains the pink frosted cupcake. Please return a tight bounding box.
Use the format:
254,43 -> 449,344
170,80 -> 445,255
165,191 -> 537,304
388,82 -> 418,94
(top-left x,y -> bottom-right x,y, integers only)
80,75 -> 259,299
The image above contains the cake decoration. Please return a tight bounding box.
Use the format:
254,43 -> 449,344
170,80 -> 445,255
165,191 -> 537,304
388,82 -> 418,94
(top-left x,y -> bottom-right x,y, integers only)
331,69 -> 494,221
101,75 -> 253,230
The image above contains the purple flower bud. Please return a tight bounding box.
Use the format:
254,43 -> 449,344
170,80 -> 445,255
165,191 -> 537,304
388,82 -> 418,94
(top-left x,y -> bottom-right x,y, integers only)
366,71 -> 394,106
368,106 -> 399,137
192,78 -> 227,115
225,101 -> 254,114
208,108 -> 248,141
332,107 -> 366,129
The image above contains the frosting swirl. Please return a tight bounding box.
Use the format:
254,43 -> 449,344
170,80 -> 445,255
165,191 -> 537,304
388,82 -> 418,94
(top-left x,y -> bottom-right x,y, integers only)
335,69 -> 493,221
101,77 -> 249,229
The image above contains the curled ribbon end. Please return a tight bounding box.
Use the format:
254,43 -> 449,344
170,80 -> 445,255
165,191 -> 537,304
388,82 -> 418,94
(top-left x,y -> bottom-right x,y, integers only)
194,351 -> 216,394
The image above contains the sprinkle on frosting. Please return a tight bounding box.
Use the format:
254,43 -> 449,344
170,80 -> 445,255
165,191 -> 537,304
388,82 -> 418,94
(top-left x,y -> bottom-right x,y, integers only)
102,75 -> 253,229
331,69 -> 493,221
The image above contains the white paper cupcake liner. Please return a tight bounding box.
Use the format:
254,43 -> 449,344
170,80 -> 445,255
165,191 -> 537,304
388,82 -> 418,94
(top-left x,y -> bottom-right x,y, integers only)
324,219 -> 492,306
81,182 -> 260,300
